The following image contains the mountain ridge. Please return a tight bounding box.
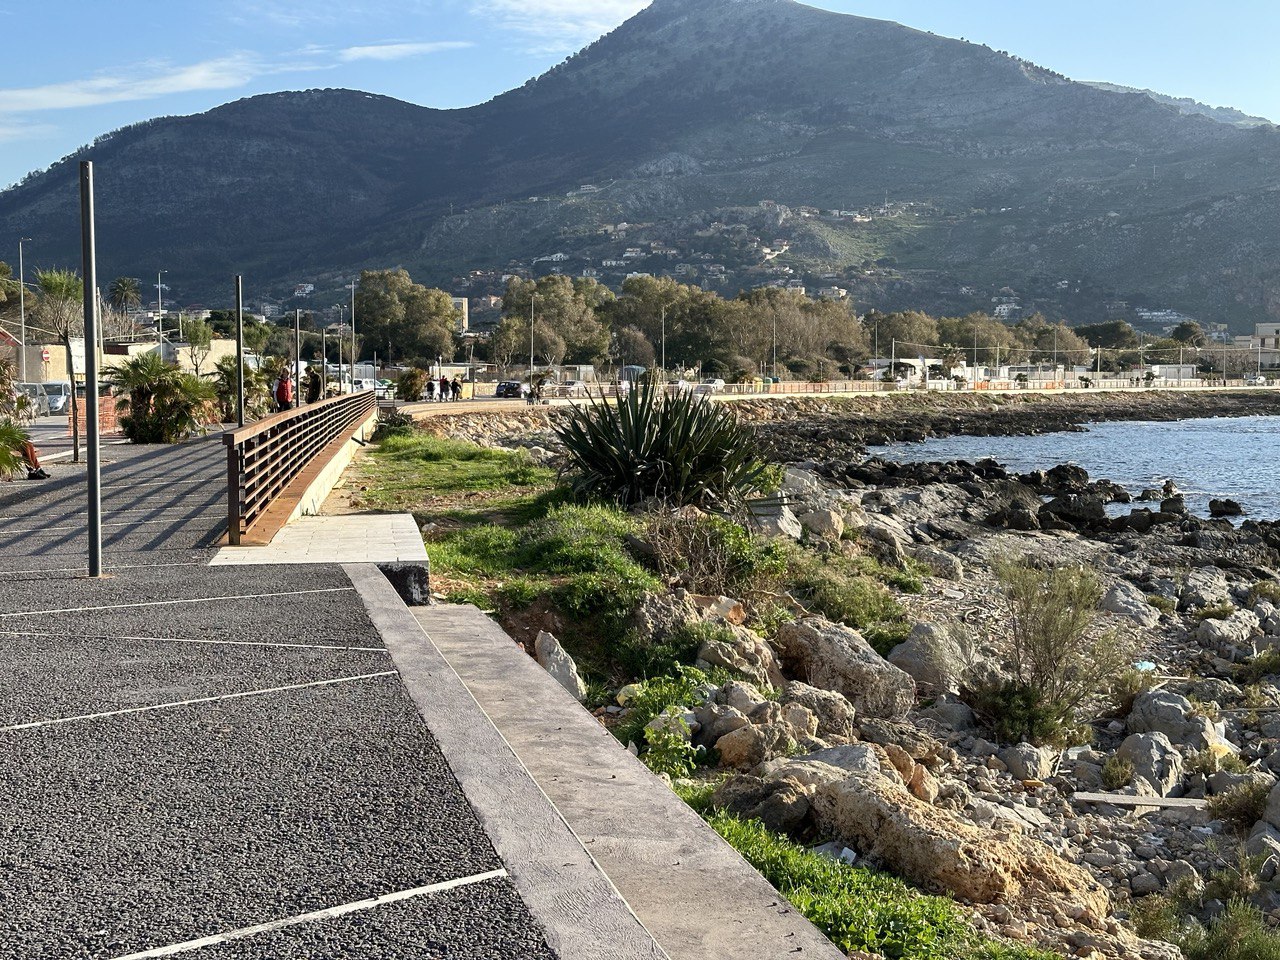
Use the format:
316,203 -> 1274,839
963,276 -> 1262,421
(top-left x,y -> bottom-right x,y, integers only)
3,0 -> 1280,327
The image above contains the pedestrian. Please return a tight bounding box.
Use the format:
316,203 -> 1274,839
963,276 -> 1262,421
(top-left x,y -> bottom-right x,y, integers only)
303,367 -> 322,404
438,375 -> 449,402
451,376 -> 462,401
274,372 -> 294,412
425,379 -> 436,401
18,440 -> 49,480
524,382 -> 535,406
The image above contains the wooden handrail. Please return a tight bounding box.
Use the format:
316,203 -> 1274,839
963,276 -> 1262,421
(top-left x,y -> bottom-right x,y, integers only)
223,390 -> 376,545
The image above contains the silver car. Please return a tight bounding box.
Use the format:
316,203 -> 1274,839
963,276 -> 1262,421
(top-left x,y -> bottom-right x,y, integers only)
43,380 -> 72,414
17,383 -> 51,418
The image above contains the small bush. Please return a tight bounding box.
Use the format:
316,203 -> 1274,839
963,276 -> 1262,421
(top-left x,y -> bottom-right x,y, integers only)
1101,754 -> 1135,790
615,666 -> 711,749
644,509 -> 788,598
1249,581 -> 1280,607
1147,594 -> 1177,616
555,382 -> 770,507
785,547 -> 909,636
618,620 -> 734,680
372,407 -> 416,440
973,559 -> 1131,746
1207,780 -> 1271,834
969,681 -> 1089,748
1194,601 -> 1238,622
1238,650 -> 1280,684
1110,668 -> 1155,718
396,368 -> 429,401
1186,749 -> 1249,778
496,576 -> 543,609
642,721 -> 704,778
1180,900 -> 1280,960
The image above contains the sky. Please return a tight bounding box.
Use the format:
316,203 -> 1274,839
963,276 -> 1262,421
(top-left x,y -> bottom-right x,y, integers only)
2,0 -> 1279,192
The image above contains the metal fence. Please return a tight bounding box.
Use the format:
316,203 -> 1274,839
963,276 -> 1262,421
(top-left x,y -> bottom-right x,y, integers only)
223,390 -> 376,545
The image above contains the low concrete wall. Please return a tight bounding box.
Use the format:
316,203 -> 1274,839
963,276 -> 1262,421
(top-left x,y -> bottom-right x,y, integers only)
287,408 -> 377,524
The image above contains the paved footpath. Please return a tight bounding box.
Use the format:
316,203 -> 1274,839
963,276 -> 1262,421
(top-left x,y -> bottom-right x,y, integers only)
0,438 -> 656,959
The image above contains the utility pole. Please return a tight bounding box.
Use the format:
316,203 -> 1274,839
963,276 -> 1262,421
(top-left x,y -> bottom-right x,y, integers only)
529,293 -> 537,387
79,162 -> 103,578
235,276 -> 245,427
661,302 -> 669,377
771,312 -> 777,381
156,269 -> 168,341
17,238 -> 30,381
322,327 -> 328,389
890,338 -> 896,388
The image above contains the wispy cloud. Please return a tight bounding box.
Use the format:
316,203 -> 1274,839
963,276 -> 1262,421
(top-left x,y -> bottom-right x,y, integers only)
476,0 -> 648,51
0,56 -> 261,113
0,119 -> 58,142
339,40 -> 473,62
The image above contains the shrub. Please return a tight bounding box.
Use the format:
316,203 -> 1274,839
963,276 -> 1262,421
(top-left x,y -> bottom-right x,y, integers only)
786,547 -> 909,634
1207,780 -> 1271,834
1249,581 -> 1280,607
1110,668 -> 1155,718
1180,901 -> 1280,960
643,509 -> 788,598
969,682 -> 1090,748
1147,594 -> 1177,616
214,355 -> 272,422
1186,749 -> 1248,778
1194,601 -> 1238,622
396,368 -> 429,402
614,666 -> 711,749
972,559 -> 1130,746
372,407 -> 415,440
1101,754 -> 1135,790
0,420 -> 29,478
642,721 -> 705,778
618,620 -> 730,680
554,382 -> 770,507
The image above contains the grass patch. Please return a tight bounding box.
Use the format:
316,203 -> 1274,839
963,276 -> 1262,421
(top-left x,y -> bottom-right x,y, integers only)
1207,780 -> 1270,834
676,799 -> 1057,960
784,546 -> 912,642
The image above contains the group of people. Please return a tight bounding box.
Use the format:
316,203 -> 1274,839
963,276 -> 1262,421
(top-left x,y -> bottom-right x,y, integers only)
273,368 -> 327,412
425,375 -> 463,402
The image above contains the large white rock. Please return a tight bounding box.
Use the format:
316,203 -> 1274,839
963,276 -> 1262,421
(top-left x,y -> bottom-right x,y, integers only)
1101,580 -> 1161,628
776,617 -> 916,720
1116,732 -> 1184,797
1128,690 -> 1221,751
888,622 -> 967,694
534,630 -> 587,702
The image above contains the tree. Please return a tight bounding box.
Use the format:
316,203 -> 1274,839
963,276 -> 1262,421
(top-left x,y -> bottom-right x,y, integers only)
185,317 -> 214,377
107,276 -> 141,315
355,268 -> 459,366
488,315 -> 527,374
111,353 -> 216,443
1075,320 -> 1139,350
863,310 -> 941,357
503,275 -> 611,366
1170,321 -> 1207,347
610,325 -> 655,371
34,269 -> 84,460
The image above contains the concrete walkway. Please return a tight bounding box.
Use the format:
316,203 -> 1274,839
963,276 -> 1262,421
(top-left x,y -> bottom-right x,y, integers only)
414,604 -> 844,960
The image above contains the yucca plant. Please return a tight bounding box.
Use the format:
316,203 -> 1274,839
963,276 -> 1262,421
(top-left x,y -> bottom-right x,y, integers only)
554,382 -> 769,507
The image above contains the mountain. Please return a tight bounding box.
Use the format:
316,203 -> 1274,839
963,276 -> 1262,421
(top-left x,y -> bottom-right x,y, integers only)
5,0 -> 1280,327
1082,82 -> 1274,128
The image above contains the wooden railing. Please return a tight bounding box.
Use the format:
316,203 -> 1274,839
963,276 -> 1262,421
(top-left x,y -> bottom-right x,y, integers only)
223,391 -> 376,545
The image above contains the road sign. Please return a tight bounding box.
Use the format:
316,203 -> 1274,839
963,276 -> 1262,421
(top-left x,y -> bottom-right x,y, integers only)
41,348 -> 50,362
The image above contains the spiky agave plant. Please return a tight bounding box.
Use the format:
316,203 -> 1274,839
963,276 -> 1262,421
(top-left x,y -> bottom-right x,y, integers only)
554,382 -> 769,507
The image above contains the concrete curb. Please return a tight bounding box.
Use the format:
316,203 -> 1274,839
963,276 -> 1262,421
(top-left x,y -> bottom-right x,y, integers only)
416,603 -> 845,960
345,564 -> 666,960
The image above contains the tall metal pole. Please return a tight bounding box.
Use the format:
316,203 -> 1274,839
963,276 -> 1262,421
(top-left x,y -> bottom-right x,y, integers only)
661,303 -> 667,376
322,327 -> 328,391
79,162 -> 103,578
349,280 -> 357,393
294,308 -> 301,406
156,270 -> 167,341
17,238 -> 30,382
529,293 -> 536,387
235,275 -> 245,427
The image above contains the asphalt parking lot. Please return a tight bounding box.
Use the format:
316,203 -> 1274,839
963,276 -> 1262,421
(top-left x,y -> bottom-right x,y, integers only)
0,437 -> 559,958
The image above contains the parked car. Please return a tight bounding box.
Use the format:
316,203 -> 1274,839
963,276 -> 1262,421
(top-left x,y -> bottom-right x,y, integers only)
16,383 -> 51,418
694,378 -> 726,394
495,381 -> 523,398
375,379 -> 397,399
559,379 -> 587,397
43,380 -> 72,414
1246,375 -> 1271,386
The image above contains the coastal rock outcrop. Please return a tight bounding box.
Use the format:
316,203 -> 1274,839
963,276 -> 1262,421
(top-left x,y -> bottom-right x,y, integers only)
776,617 -> 916,720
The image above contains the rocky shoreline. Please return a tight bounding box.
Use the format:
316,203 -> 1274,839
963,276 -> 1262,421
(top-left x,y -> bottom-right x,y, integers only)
416,392 -> 1280,960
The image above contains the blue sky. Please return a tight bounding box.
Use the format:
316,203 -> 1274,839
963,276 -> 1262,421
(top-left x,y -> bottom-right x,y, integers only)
2,0 -> 1278,190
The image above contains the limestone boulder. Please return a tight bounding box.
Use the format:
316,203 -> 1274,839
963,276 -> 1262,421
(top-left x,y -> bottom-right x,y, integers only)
778,681 -> 857,743
797,509 -> 845,542
696,624 -> 785,689
1128,690 -> 1221,751
776,617 -> 916,720
863,520 -> 909,567
533,631 -> 587,702
998,742 -> 1056,781
810,772 -> 1109,914
629,590 -> 703,644
718,680 -> 768,715
1101,580 -> 1161,628
715,721 -> 795,770
909,545 -> 964,581
1196,611 -> 1261,657
1180,566 -> 1232,610
753,505 -> 803,541
800,743 -> 883,777
711,775 -> 812,834
692,702 -> 750,748
1116,732 -> 1184,797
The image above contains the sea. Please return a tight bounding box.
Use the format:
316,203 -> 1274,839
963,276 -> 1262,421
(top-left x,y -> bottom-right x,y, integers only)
872,415 -> 1280,521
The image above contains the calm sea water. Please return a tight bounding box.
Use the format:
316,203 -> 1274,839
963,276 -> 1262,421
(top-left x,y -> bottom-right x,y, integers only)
873,415 -> 1280,520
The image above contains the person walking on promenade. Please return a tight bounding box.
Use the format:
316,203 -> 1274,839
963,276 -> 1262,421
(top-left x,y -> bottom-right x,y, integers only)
303,367 -> 322,404
451,377 -> 462,401
274,372 -> 294,412
425,379 -> 436,402
438,375 -> 449,402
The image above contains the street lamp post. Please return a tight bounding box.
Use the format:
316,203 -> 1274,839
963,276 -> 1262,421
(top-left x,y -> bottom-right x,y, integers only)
156,270 -> 168,341
17,238 -> 31,382
529,293 -> 537,389
348,280 -> 357,393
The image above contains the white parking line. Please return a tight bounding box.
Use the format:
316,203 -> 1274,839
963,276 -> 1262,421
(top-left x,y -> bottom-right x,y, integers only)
0,561 -> 206,577
0,670 -> 398,731
0,629 -> 390,653
0,587 -> 355,618
110,869 -> 509,959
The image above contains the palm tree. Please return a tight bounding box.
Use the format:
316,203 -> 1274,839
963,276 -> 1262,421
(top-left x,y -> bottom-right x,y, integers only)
112,353 -> 216,443
107,276 -> 141,315
33,269 -> 84,461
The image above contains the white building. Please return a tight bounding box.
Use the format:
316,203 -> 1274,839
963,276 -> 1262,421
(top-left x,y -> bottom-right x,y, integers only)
450,297 -> 469,334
